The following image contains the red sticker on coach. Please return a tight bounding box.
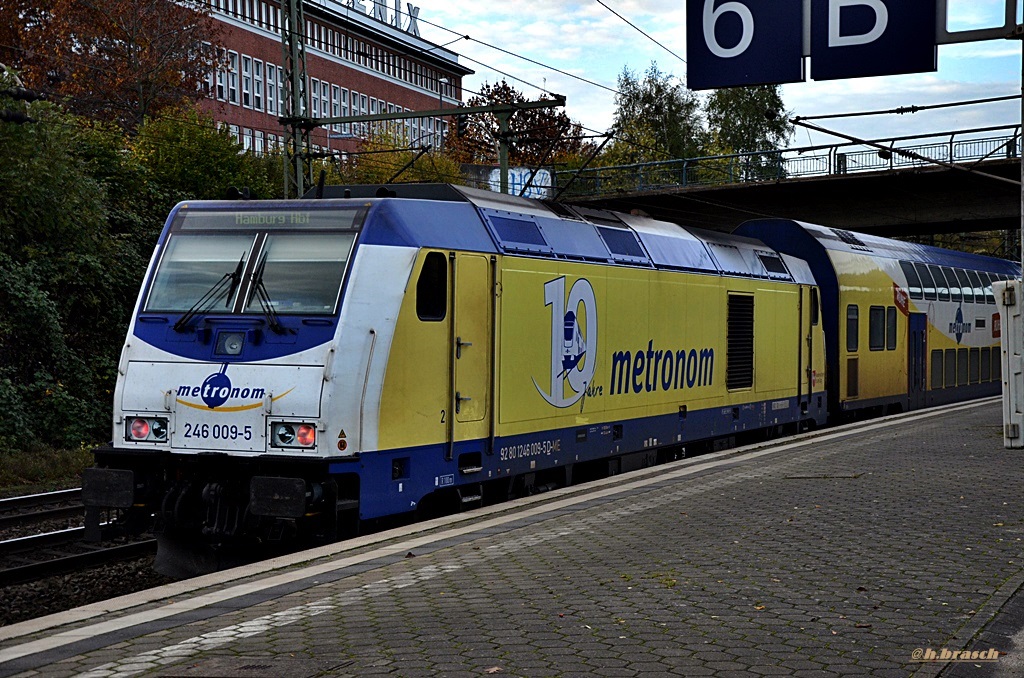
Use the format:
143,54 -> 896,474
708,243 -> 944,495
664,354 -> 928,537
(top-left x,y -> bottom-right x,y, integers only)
894,283 -> 910,316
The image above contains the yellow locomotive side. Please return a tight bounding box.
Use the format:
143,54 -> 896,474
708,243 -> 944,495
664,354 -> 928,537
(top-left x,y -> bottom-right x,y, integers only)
379,249 -> 826,452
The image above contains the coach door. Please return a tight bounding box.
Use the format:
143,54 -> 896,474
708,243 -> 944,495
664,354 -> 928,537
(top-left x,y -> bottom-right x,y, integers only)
908,312 -> 927,410
447,252 -> 493,459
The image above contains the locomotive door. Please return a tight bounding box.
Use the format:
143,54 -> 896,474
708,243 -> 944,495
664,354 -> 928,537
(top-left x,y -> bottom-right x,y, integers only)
798,285 -> 815,406
448,252 -> 493,457
908,312 -> 927,409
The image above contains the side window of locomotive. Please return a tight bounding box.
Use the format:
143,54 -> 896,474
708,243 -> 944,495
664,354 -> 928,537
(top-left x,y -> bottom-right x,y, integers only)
886,306 -> 897,351
899,261 -> 922,300
847,305 -> 859,352
914,263 -> 936,301
928,265 -> 949,301
416,252 -> 447,321
868,306 -> 885,351
810,288 -> 819,326
954,268 -> 973,303
943,267 -> 961,302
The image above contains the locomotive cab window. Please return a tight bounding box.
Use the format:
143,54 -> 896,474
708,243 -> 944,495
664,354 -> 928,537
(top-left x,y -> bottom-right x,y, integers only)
810,288 -> 819,326
146,207 -> 363,315
416,252 -> 448,321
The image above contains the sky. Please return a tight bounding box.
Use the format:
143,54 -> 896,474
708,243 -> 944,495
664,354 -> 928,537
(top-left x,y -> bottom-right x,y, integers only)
408,0 -> 1021,150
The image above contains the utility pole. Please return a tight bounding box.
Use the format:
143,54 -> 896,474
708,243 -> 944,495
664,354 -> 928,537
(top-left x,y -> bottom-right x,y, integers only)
280,0 -> 310,198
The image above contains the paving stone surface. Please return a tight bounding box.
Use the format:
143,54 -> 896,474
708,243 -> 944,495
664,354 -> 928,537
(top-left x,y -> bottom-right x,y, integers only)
5,403 -> 1024,676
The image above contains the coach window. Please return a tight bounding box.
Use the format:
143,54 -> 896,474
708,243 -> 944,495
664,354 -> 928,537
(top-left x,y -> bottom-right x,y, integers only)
416,252 -> 447,321
847,305 -> 859,352
954,269 -> 973,303
900,261 -> 922,299
982,272 -> 996,304
930,350 -> 943,389
944,349 -> 957,388
868,306 -> 885,351
928,265 -> 949,301
966,270 -> 985,301
914,263 -> 936,301
886,306 -> 897,350
943,267 -> 961,302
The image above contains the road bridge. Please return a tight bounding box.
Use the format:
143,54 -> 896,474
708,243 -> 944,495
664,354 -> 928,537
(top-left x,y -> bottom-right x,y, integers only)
561,126 -> 1019,241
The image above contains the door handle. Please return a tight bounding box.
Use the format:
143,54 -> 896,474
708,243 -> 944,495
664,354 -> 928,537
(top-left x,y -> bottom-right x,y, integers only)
455,391 -> 471,413
456,336 -> 472,359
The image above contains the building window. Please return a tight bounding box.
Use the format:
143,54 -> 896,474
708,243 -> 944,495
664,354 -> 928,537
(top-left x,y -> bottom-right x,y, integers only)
331,85 -> 340,131
254,130 -> 264,155
341,89 -> 349,134
229,124 -> 239,143
321,80 -> 329,123
253,60 -> 263,111
266,64 -> 276,115
241,55 -> 252,108
228,51 -> 239,104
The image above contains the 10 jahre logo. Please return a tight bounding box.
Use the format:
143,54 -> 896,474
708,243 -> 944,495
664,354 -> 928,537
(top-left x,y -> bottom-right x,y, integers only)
533,277 -> 597,409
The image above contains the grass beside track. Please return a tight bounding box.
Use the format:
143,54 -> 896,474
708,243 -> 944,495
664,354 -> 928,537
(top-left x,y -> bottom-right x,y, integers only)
0,446 -> 94,498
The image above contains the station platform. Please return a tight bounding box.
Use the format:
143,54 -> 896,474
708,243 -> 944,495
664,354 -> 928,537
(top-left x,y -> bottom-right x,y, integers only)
1,399 -> 1023,677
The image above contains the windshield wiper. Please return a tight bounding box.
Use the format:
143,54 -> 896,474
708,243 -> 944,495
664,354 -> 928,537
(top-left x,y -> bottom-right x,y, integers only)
245,254 -> 289,335
172,255 -> 245,332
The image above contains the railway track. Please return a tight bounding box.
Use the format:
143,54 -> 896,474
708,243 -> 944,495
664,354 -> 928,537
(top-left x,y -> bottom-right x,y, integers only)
0,489 -> 158,587
0,487 -> 84,531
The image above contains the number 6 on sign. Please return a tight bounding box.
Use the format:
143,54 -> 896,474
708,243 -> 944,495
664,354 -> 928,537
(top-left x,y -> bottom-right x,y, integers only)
686,0 -> 805,90
702,0 -> 754,58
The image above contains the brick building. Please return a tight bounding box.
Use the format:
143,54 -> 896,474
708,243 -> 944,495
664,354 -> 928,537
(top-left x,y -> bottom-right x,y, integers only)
199,0 -> 472,156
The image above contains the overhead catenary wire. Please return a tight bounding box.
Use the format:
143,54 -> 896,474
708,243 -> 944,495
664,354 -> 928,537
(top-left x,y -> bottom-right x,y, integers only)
593,0 -> 687,70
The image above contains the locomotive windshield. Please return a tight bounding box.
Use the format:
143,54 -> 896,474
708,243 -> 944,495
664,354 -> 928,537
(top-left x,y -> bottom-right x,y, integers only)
144,206 -> 363,316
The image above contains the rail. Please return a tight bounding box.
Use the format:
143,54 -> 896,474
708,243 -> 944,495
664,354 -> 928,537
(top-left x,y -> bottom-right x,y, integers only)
553,125 -> 1021,198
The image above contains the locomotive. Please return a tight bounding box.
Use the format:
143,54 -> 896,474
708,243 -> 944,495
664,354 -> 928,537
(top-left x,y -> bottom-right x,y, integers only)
81,184 -> 1017,575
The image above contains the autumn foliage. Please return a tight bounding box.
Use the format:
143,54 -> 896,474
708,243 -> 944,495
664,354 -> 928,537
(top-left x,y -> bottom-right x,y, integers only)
0,0 -> 221,130
443,81 -> 595,168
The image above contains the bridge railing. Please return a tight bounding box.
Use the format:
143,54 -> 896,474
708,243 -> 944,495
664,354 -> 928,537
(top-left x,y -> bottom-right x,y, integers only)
555,125 -> 1020,198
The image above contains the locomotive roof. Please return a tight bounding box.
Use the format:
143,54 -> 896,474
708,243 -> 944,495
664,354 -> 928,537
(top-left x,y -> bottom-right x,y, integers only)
315,183 -> 813,283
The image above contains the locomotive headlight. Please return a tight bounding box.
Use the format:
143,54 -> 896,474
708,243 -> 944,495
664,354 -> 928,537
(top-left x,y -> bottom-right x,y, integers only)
274,423 -> 296,446
215,331 -> 245,356
271,422 -> 316,449
127,416 -> 168,442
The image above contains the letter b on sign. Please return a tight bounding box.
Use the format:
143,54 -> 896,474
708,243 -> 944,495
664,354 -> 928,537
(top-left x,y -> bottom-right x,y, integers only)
686,0 -> 804,90
810,0 -> 936,80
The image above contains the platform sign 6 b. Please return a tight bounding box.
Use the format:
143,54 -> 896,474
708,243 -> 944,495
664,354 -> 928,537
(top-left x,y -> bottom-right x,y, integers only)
687,0 -> 938,90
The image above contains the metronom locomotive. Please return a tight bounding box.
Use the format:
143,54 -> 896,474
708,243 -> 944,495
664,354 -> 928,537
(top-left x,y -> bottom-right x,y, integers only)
81,184 -> 1018,575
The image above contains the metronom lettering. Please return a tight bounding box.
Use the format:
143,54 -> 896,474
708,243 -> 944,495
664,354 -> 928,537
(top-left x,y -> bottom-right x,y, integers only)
609,341 -> 714,395
177,385 -> 266,400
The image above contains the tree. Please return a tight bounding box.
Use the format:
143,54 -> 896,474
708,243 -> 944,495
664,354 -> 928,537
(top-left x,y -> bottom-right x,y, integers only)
704,85 -> 793,180
0,91 -> 146,450
131,104 -> 279,205
323,129 -> 466,186
9,0 -> 221,131
443,81 -> 594,168
604,63 -> 705,165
